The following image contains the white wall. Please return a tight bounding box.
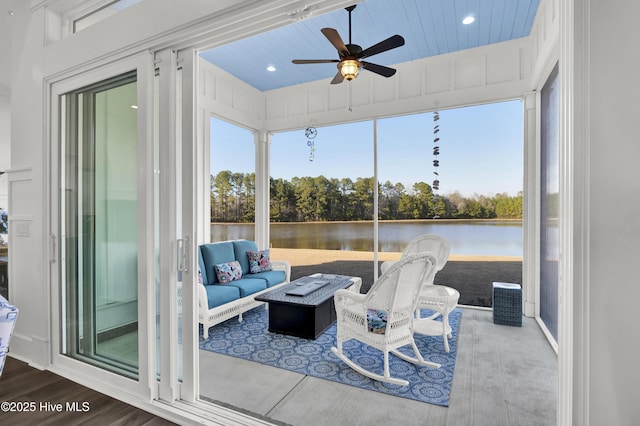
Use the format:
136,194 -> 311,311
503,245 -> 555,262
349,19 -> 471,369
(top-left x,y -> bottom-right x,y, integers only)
529,0 -> 560,86
573,1 -> 640,424
263,38 -> 533,132
7,2 -> 48,367
198,60 -> 265,130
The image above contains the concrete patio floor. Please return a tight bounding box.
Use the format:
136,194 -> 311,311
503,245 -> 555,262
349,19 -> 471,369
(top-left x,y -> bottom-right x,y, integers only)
199,308 -> 557,426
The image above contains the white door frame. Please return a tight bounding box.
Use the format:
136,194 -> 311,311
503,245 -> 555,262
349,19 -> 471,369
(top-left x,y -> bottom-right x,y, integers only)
47,51 -> 156,399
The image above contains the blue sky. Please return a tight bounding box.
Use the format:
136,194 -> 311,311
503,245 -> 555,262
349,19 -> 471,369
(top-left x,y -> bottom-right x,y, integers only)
210,99 -> 523,197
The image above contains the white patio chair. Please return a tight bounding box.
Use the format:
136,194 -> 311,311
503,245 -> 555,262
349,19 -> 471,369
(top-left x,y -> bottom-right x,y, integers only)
380,234 -> 457,351
380,234 -> 450,277
331,252 -> 441,386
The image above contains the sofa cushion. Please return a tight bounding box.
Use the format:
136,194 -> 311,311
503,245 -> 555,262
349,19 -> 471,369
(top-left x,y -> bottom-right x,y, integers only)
197,248 -> 207,284
247,249 -> 272,273
214,260 -> 243,284
200,242 -> 235,284
204,284 -> 241,309
226,277 -> 267,297
248,270 -> 286,287
232,240 -> 259,275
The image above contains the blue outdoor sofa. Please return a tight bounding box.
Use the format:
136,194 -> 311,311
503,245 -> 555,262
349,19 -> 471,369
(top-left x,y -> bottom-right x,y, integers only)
197,239 -> 291,338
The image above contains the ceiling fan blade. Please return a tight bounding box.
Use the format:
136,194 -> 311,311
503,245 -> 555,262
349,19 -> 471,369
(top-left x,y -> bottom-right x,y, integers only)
362,61 -> 397,78
321,28 -> 350,57
358,34 -> 405,59
292,59 -> 340,64
330,71 -> 345,84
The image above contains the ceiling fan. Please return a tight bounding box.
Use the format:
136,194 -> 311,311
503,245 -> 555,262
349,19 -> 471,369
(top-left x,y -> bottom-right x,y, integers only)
292,4 -> 405,84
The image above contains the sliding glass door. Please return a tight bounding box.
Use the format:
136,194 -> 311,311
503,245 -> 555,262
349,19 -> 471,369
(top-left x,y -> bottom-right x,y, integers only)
60,72 -> 140,377
540,64 -> 560,341
50,54 -> 154,397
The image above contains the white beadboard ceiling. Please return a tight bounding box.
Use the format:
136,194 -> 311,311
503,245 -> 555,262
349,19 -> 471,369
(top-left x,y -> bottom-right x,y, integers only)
200,0 -> 540,92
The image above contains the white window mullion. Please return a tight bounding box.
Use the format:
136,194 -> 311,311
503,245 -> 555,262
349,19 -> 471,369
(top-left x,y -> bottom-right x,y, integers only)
156,47 -> 180,402
177,47 -> 198,402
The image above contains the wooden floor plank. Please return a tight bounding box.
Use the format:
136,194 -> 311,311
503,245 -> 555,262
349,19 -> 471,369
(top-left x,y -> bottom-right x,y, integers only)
0,358 -> 175,425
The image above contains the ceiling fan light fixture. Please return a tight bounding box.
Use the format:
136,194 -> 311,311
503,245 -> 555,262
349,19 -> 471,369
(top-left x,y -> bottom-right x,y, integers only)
339,59 -> 361,81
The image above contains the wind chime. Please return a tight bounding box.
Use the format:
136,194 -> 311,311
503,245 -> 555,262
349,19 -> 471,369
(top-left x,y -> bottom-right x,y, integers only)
432,110 -> 441,214
305,127 -> 317,161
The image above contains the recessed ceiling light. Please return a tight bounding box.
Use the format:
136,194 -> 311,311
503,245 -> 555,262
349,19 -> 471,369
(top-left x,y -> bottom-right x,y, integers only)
266,65 -> 276,72
462,16 -> 475,25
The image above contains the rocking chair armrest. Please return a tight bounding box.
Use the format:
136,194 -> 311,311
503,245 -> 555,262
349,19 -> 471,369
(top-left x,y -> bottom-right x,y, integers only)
334,288 -> 366,307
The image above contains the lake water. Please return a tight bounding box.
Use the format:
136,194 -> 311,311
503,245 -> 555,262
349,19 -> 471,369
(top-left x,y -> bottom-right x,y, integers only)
211,220 -> 523,257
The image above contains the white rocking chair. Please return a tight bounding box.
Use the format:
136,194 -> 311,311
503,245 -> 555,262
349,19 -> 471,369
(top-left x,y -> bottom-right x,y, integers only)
380,234 -> 457,351
331,252 -> 441,386
380,234 -> 450,277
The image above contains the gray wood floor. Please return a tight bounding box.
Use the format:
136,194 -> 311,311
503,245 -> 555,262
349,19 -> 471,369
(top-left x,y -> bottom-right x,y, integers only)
199,308 -> 558,426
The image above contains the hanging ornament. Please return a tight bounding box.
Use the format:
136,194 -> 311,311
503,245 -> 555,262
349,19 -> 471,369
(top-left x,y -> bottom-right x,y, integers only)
432,110 -> 441,213
305,127 -> 317,162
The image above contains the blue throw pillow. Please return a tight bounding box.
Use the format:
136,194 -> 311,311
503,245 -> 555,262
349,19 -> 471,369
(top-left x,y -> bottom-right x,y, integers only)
247,249 -> 272,274
214,261 -> 243,284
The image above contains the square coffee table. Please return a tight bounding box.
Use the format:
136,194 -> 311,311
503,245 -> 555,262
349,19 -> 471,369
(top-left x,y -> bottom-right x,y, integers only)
254,274 -> 361,339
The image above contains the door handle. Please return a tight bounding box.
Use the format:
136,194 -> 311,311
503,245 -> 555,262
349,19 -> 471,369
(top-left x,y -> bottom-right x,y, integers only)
50,234 -> 57,263
177,236 -> 189,273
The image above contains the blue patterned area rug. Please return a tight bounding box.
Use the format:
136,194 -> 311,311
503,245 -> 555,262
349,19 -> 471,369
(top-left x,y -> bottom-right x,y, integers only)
200,307 -> 462,406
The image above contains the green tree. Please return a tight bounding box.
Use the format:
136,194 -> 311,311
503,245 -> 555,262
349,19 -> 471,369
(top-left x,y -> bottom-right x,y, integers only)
398,192 -> 420,218
379,181 -> 404,219
212,170 -> 233,221
495,192 -> 523,218
324,177 -> 344,220
212,172 -> 523,222
242,173 -> 256,222
352,177 -> 375,220
413,182 -> 435,218
231,172 -> 245,222
292,176 -> 319,221
339,178 -> 355,219
270,177 -> 296,222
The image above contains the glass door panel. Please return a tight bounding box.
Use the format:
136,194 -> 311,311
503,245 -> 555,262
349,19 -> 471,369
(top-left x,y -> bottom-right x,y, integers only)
61,72 -> 140,378
540,64 -> 560,341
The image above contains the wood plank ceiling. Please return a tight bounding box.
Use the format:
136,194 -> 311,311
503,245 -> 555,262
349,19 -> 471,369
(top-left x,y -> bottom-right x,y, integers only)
199,0 -> 540,92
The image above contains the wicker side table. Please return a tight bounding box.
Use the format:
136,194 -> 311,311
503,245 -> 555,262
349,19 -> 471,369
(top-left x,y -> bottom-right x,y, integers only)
413,285 -> 460,353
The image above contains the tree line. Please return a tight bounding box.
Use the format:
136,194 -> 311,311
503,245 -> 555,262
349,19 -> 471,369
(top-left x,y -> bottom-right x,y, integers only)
210,170 -> 523,223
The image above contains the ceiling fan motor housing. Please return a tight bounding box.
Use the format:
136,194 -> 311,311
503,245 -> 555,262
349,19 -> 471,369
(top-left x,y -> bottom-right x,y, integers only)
344,44 -> 363,57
